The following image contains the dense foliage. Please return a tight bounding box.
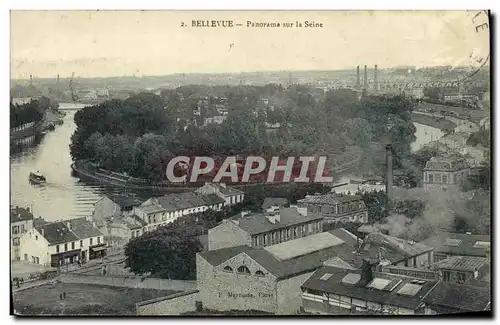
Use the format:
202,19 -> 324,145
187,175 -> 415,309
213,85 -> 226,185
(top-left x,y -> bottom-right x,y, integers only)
10,97 -> 54,128
71,85 -> 418,182
466,128 -> 490,148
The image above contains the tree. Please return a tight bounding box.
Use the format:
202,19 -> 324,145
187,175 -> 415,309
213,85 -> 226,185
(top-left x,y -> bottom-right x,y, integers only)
342,118 -> 373,147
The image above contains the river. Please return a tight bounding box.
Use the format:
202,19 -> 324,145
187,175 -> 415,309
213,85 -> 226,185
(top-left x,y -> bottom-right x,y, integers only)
10,103 -> 125,222
10,103 -> 444,222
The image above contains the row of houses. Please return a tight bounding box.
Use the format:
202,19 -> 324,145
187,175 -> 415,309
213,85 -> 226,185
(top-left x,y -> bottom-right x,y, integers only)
11,206 -> 106,267
93,183 -> 244,245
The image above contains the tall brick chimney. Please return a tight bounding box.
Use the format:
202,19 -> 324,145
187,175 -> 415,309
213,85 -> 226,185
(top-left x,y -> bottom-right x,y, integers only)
385,144 -> 393,202
374,65 -> 379,93
364,65 -> 368,90
356,66 -> 360,88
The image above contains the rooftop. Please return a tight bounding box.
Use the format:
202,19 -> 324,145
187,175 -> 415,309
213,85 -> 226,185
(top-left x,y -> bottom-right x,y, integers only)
423,154 -> 470,171
66,217 -> 103,239
363,232 -> 434,258
432,256 -> 489,272
419,232 -> 490,257
155,192 -> 209,212
202,183 -> 244,196
105,194 -> 143,210
36,221 -> 79,246
264,232 -> 345,261
298,192 -> 363,206
199,229 -> 362,280
261,197 -> 289,210
230,207 -> 323,235
423,281 -> 491,312
301,266 -> 438,310
11,207 -> 34,223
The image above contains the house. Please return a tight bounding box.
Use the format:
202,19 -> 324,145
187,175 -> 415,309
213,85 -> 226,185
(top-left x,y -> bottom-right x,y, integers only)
422,154 -> 471,191
297,192 -> 368,224
207,206 -> 323,251
301,262 -> 439,315
107,214 -> 148,245
419,232 -> 490,262
66,217 -> 107,261
195,183 -> 244,206
93,194 -> 143,230
360,232 -> 435,269
197,229 -> 363,315
431,256 -> 489,285
135,191 -> 226,233
423,281 -> 491,314
11,207 -> 34,261
261,197 -> 289,211
20,218 -> 105,267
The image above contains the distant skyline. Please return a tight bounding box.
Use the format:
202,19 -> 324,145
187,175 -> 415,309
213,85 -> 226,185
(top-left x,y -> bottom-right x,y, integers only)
11,10 -> 490,79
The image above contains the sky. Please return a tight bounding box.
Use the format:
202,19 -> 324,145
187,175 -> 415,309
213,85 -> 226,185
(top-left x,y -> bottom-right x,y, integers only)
10,10 -> 490,79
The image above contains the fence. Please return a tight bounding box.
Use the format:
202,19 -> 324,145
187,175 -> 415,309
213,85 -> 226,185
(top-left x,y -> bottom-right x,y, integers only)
58,273 -> 197,292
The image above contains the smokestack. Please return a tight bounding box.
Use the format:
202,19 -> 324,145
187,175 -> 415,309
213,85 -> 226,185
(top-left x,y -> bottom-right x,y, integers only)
360,259 -> 374,286
385,144 -> 393,202
356,66 -> 360,88
364,65 -> 368,91
374,65 -> 379,93
29,75 -> 33,87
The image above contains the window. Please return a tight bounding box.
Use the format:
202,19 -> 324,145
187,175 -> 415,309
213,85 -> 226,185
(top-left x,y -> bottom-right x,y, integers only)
428,174 -> 434,184
12,226 -> 19,234
35,235 -> 38,240
90,238 -> 93,246
98,237 -> 101,244
435,174 -> 442,183
64,243 -> 68,251
262,234 -> 267,245
457,272 -> 466,284
13,238 -> 20,246
56,245 -> 60,253
293,227 -> 297,237
71,242 -> 75,250
21,224 -> 25,233
80,240 -> 83,248
286,228 -> 291,238
443,271 -> 451,282
255,270 -> 265,277
237,266 -> 251,274
223,266 -> 233,273
252,237 -> 257,246
442,175 -> 448,184
453,174 -> 458,184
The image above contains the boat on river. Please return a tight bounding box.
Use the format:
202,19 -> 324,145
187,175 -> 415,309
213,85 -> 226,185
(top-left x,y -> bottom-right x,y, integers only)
29,171 -> 46,185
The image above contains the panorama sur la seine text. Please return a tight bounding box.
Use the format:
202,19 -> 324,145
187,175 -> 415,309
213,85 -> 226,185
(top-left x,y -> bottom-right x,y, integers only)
191,20 -> 324,28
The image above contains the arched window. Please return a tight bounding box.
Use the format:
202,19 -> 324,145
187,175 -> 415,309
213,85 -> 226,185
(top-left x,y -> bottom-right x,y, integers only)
223,266 -> 233,273
237,266 -> 251,274
255,270 -> 265,277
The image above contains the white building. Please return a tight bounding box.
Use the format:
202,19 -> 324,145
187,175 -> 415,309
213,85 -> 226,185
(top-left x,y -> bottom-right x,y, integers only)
195,183 -> 244,206
11,207 -> 34,261
20,217 -> 105,267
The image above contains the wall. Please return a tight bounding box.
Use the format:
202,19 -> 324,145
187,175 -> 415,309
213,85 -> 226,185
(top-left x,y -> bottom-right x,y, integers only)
58,273 -> 197,291
93,197 -> 118,224
208,221 -> 251,251
136,290 -> 199,315
19,228 -> 50,266
276,271 -> 314,315
196,254 -> 278,314
411,122 -> 445,152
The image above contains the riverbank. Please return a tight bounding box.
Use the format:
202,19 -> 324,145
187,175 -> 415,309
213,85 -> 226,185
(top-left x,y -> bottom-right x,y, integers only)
411,112 -> 456,132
